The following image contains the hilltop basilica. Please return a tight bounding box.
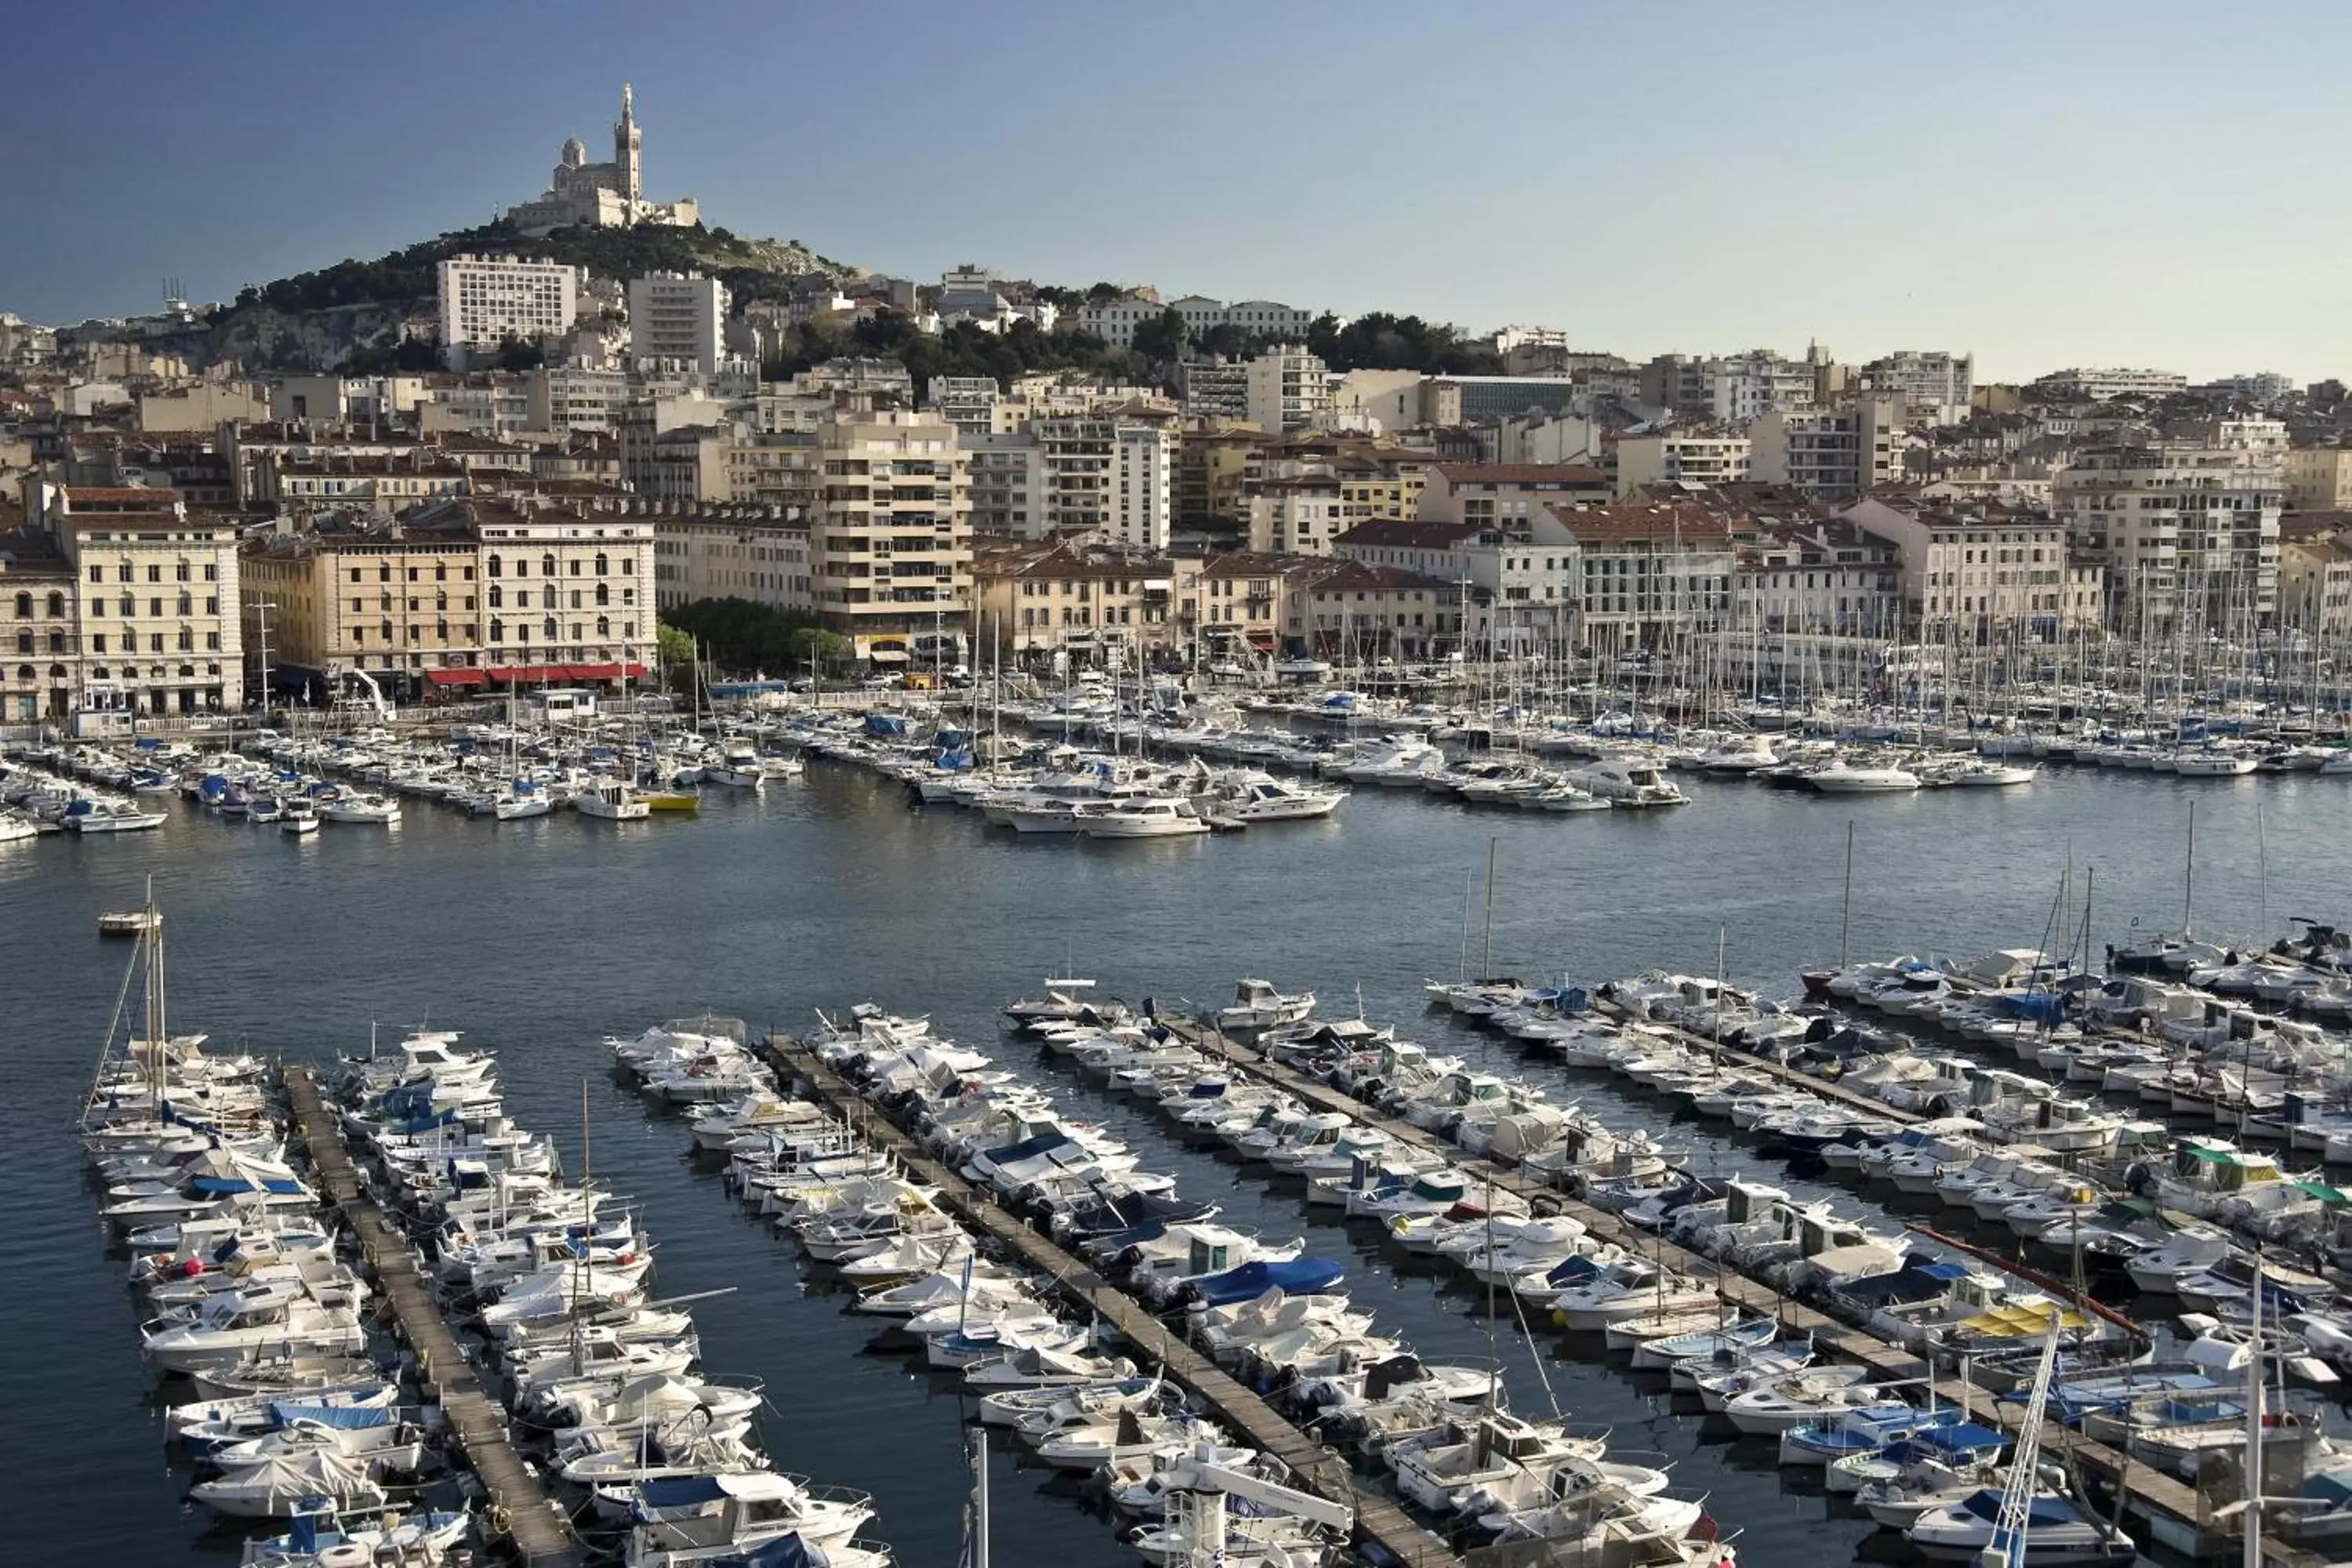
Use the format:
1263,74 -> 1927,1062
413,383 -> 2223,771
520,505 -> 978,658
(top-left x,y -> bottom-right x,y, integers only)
506,84 -> 701,236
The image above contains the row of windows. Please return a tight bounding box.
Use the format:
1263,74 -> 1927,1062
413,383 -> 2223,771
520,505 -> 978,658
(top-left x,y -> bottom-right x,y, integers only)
484,585 -> 630,608
88,562 -> 218,583
348,563 -> 476,583
486,553 -> 619,579
111,596 -> 220,617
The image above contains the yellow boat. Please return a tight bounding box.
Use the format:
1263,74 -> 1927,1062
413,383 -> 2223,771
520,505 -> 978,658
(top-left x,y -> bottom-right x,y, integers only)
641,790 -> 700,813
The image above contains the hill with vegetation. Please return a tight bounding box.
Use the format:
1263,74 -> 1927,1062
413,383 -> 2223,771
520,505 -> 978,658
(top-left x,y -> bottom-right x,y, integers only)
196,220 -> 859,373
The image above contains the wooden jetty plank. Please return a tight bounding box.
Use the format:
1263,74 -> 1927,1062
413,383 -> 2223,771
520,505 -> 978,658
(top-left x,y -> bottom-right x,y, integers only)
767,1039 -> 1470,1568
285,1066 -> 583,1568
1159,1018 -> 2325,1568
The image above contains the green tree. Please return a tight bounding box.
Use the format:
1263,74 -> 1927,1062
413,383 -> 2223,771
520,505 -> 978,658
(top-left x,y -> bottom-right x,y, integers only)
495,335 -> 546,371
655,621 -> 695,689
1131,307 -> 1189,364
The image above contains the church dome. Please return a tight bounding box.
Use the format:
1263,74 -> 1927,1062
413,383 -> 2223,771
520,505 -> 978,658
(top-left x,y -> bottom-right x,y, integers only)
560,136 -> 586,168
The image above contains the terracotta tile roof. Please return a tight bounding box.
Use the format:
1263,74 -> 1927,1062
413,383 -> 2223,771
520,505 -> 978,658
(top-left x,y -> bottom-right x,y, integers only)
1545,503 -> 1740,545
1333,518 -> 1484,550
1433,463 -> 1608,488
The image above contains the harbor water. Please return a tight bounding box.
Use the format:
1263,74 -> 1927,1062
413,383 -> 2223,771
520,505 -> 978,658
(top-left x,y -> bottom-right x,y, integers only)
9,760 -> 2350,1566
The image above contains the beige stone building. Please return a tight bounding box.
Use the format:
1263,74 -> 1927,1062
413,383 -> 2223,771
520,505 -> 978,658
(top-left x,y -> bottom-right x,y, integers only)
652,506 -> 813,615
24,483 -> 244,716
241,523 -> 487,700
971,539 -> 1195,663
0,521 -> 79,722
1283,561 -> 1463,659
2284,446 -> 2352,513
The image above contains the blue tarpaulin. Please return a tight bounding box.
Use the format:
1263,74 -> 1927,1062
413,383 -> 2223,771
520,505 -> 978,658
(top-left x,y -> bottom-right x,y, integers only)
269,1402 -> 393,1430
1186,1258 -> 1345,1306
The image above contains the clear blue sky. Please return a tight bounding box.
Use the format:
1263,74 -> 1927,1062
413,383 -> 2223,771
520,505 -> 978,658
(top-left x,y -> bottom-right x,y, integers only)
5,0 -> 2342,383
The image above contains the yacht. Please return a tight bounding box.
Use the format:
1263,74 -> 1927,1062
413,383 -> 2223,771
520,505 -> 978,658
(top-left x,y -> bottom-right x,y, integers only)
1568,756 -> 1688,808
63,798 -> 168,833
1808,761 -> 1922,793
320,792 -> 401,825
1198,771 -> 1347,822
279,800 -> 321,835
1077,797 -> 1210,838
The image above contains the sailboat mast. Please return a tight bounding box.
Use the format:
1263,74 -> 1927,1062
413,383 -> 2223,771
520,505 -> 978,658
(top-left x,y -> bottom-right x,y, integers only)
1838,819 -> 1855,972
2183,799 -> 2197,937
1480,836 -> 1497,981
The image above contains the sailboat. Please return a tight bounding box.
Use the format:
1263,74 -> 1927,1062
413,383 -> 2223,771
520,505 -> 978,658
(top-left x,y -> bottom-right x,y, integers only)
1904,1308 -> 2135,1565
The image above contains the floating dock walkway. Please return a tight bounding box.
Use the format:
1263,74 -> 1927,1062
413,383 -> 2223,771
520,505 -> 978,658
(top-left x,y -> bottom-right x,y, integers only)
765,1036 -> 1469,1568
285,1065 -> 583,1568
1155,1014 -> 2319,1567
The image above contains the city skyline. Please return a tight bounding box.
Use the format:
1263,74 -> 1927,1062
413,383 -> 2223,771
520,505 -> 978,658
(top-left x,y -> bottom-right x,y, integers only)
5,0 -> 2347,382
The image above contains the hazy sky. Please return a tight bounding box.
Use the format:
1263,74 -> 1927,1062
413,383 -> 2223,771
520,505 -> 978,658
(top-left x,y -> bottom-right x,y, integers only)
5,1 -> 2342,383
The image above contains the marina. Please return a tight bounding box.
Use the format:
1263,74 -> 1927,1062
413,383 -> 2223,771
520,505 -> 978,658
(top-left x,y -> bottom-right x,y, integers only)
22,752 -> 2352,1568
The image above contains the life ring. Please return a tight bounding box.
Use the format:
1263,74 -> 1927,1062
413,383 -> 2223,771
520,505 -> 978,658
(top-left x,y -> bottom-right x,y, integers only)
315,1544 -> 372,1568
488,1504 -> 514,1537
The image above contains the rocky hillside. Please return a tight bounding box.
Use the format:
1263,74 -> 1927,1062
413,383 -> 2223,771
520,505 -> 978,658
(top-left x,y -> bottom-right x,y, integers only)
189,221 -> 858,373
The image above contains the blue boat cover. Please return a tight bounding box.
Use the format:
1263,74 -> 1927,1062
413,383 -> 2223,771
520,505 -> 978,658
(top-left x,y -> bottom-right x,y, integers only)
635,1475 -> 731,1508
189,1175 -> 305,1196
270,1402 -> 393,1430
721,1534 -> 830,1568
1189,1258 -> 1345,1306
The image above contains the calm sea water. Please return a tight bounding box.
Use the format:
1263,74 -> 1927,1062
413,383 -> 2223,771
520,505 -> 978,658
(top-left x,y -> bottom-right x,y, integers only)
7,760 -> 2347,1566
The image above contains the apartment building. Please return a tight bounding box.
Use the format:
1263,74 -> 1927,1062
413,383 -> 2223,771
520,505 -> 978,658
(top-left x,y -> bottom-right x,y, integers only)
971,539 -> 1192,663
1193,554 -> 1324,658
1177,359 -> 1250,422
927,377 -> 1001,437
627,271 -> 727,374
1415,464 -> 1610,529
436,255 -> 583,369
527,365 -> 630,434
1737,519 -> 1904,635
0,524 -> 79,721
1749,394 -> 1907,499
1545,503 -> 1739,655
650,506 -> 813,615
263,453 -> 472,516
2053,435 -> 2282,627
1174,422 -> 1269,528
1243,474 -> 1346,555
1285,562 -> 1463,660
1332,514 -> 1576,651
241,524 -> 486,699
1611,427 -> 1751,496
1844,495 -> 2099,637
2032,367 -> 2189,401
2284,445 -> 2352,512
25,482 -> 243,715
736,411 -> 970,662
1862,350 -> 1975,425
964,405 -> 1175,550
1244,347 -> 1331,433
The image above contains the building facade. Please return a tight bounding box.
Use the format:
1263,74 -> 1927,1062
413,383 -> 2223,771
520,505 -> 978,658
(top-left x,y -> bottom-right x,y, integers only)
437,256 -> 583,369
628,272 -> 727,374
2053,438 -> 2282,628
25,483 -> 244,716
506,84 -> 699,235
1244,348 -> 1331,434
1844,496 -> 2099,638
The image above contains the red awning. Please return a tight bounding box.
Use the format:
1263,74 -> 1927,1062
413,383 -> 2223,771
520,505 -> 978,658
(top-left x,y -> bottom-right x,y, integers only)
424,668 -> 488,688
486,664 -> 572,684
1245,630 -> 1277,650
569,662 -> 625,681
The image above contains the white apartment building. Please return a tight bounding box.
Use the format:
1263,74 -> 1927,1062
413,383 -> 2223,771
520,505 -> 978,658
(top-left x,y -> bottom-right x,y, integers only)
1333,514 -> 1579,650
437,256 -> 583,370
1244,475 -> 1346,556
1245,347 -> 1331,433
1078,292 -> 1164,348
1612,428 -> 1751,496
927,377 -> 1001,437
1021,409 -> 1178,550
1085,293 -> 1316,348
1750,394 -> 1907,499
1548,503 -> 1739,655
627,271 -> 727,374
1844,496 -> 2100,637
1863,350 -> 1975,425
1737,521 -> 1904,636
1110,417 -> 1174,550
2054,437 -> 2283,627
2033,367 -> 2189,401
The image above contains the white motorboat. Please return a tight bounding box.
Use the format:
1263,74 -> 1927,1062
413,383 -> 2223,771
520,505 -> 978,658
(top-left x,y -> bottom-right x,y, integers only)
279,801 -> 321,835
577,778 -> 652,820
1905,1487 -> 2136,1564
1077,797 -> 1210,838
1808,761 -> 1922,793
320,793 -> 401,825
64,798 -> 168,833
1567,756 -> 1688,808
1218,978 -> 1315,1032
